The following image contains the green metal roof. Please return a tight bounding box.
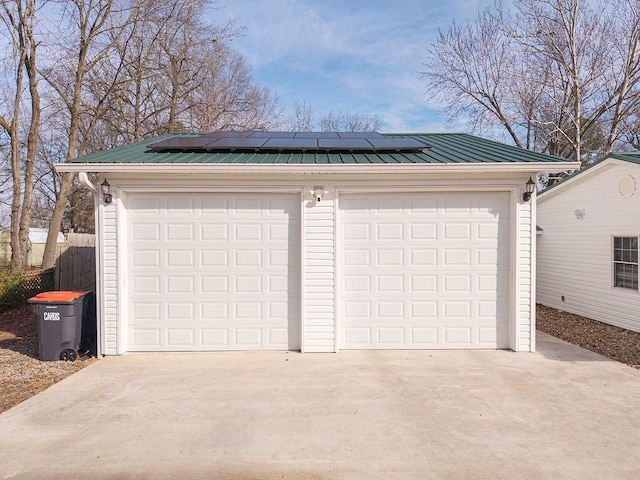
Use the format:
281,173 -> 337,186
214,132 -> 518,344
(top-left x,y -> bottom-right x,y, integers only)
67,132 -> 570,165
608,151 -> 640,164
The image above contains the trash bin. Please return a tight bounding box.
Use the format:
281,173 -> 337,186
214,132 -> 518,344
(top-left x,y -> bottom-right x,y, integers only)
79,291 -> 97,356
28,291 -> 89,361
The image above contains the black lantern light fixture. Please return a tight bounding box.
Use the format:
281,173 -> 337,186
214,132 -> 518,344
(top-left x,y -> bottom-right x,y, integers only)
523,177 -> 536,202
101,179 -> 113,204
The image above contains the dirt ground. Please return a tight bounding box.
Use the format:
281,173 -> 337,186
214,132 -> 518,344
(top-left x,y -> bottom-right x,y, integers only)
0,305 -> 95,414
1,304 -> 639,414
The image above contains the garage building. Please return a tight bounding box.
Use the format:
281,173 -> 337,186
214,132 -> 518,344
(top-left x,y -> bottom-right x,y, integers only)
57,132 -> 577,355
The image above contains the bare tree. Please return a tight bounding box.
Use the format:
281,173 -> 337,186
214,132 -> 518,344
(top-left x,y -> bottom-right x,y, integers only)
319,111 -> 381,132
423,0 -> 640,162
602,0 -> 640,151
186,46 -> 281,131
0,0 -> 40,269
40,0 -> 142,269
287,101 -> 314,132
0,0 -> 283,255
285,102 -> 381,132
79,0 -> 278,144
423,7 -> 524,146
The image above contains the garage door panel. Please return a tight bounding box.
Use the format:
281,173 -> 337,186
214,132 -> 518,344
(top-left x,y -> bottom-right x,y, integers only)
132,276 -> 160,294
409,195 -> 438,212
167,329 -> 194,347
201,329 -> 228,347
340,191 -> 509,350
443,248 -> 471,266
166,302 -> 194,320
201,302 -> 228,319
410,301 -> 437,318
127,192 -> 300,352
234,223 -> 261,241
201,223 -> 229,241
200,249 -> 229,266
377,275 -> 404,292
166,196 -> 195,212
410,223 -> 437,240
234,275 -> 261,293
445,327 -> 472,344
166,223 -> 194,241
132,250 -> 160,267
376,223 -> 404,240
444,223 -> 471,240
128,195 -> 161,211
165,249 -> 194,267
444,300 -> 472,318
411,327 -> 438,345
132,224 -> 160,241
376,249 -> 403,266
166,276 -> 194,294
133,329 -> 160,347
410,249 -> 437,266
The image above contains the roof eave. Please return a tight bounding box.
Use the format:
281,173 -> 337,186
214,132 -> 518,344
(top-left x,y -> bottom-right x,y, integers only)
538,157 -> 629,202
609,152 -> 640,164
56,161 -> 579,175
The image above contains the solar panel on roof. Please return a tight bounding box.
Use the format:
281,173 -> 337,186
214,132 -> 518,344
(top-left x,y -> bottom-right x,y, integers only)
337,132 -> 385,139
149,137 -> 215,150
262,138 -> 319,150
148,131 -> 430,153
318,138 -> 372,150
294,132 -> 339,139
208,137 -> 267,149
249,131 -> 296,138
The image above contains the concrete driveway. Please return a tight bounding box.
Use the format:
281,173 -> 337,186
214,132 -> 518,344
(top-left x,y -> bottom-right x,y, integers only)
1,333 -> 640,480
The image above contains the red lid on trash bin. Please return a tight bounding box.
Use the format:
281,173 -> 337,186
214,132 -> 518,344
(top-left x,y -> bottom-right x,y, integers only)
28,291 -> 88,303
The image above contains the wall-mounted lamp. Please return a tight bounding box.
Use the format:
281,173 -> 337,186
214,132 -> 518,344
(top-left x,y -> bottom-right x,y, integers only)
522,177 -> 536,202
101,179 -> 113,204
311,186 -> 326,203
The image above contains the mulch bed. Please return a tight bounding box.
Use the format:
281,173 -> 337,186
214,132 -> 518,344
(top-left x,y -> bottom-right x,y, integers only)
537,304 -> 640,369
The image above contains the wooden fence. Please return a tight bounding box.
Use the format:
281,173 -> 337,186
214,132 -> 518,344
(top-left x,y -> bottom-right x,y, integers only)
55,233 -> 96,291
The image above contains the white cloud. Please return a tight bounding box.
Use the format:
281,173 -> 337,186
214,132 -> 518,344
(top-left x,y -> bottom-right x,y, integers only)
218,0 -> 499,131
223,0 -> 349,65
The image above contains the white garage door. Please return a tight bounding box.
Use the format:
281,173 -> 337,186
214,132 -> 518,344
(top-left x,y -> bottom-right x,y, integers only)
126,193 -> 300,351
339,192 -> 509,349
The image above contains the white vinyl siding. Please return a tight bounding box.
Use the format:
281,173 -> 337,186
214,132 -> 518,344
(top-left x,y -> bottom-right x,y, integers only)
537,159 -> 640,333
302,187 -> 336,352
517,198 -> 534,351
103,201 -> 118,355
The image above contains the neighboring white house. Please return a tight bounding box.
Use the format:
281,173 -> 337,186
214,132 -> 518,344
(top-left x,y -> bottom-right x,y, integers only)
537,152 -> 640,332
56,131 -> 577,356
0,228 -> 65,267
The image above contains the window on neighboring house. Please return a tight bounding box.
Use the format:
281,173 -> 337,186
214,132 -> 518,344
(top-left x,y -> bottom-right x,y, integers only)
613,236 -> 639,290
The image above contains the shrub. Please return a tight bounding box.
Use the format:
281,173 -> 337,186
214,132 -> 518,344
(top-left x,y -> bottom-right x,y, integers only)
0,269 -> 55,312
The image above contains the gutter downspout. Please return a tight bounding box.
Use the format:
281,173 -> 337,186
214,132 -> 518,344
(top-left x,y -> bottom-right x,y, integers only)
79,172 -> 104,357
78,172 -> 97,192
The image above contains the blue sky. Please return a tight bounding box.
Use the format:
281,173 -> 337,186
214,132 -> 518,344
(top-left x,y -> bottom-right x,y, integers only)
217,0 -> 497,132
